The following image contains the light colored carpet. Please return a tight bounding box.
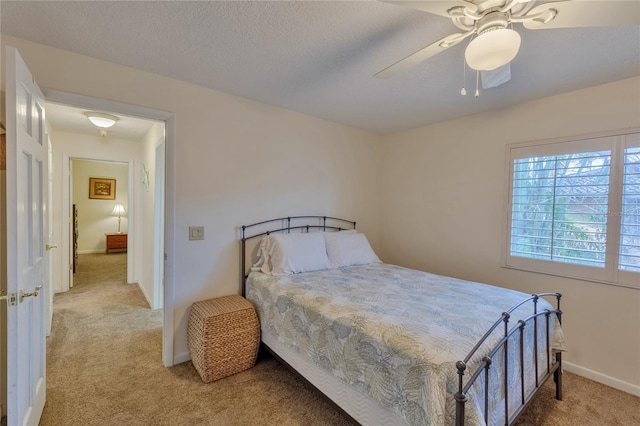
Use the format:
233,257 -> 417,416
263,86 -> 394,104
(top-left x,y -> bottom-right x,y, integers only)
38,253 -> 640,426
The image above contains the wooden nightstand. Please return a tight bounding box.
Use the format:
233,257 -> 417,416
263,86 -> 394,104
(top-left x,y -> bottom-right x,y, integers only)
105,233 -> 127,254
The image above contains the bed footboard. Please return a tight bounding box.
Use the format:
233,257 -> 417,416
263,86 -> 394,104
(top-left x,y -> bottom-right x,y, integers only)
455,293 -> 563,426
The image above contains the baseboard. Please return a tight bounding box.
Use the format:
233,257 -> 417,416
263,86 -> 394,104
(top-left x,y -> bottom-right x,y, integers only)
137,282 -> 153,308
563,361 -> 640,396
77,249 -> 104,255
174,350 -> 191,365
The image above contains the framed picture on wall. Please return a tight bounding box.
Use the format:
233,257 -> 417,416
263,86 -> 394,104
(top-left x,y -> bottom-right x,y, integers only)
89,177 -> 116,200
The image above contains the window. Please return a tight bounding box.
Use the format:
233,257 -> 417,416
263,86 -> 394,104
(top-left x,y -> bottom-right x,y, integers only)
505,131 -> 639,289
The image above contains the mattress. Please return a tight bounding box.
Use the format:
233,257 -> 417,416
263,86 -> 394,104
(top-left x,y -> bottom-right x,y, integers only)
246,263 -> 566,426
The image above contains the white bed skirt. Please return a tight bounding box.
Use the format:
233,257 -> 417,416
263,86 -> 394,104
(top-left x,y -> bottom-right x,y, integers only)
262,330 -> 408,426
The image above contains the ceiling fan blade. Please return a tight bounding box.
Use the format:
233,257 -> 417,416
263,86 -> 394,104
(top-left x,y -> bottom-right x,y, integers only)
375,32 -> 469,79
523,0 -> 640,30
381,1 -> 476,17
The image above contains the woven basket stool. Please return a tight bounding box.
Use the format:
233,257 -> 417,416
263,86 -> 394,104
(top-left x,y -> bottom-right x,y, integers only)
187,295 -> 260,383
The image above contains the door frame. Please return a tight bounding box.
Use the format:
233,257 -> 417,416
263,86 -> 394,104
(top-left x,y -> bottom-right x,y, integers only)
153,140 -> 165,309
64,156 -> 134,286
43,88 -> 176,367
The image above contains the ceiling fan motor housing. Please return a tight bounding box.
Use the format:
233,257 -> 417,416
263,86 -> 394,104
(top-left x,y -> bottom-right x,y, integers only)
476,10 -> 510,34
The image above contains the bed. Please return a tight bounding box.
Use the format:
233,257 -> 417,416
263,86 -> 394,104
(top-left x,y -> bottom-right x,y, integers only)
240,216 -> 566,426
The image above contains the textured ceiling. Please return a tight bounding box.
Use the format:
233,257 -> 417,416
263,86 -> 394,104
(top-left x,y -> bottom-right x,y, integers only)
2,1 -> 639,135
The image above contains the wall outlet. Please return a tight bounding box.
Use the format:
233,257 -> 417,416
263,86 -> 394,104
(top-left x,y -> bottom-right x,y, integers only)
189,226 -> 204,241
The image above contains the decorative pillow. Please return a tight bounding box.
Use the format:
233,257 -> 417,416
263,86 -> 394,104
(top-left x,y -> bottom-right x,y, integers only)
261,232 -> 331,275
251,236 -> 275,274
324,232 -> 381,268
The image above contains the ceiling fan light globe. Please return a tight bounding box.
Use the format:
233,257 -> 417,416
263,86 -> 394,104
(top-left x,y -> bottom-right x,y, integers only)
465,28 -> 521,71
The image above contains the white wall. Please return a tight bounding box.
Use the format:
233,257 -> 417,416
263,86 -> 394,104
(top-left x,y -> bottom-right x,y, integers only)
49,129 -> 142,292
0,37 -> 383,363
72,159 -> 129,253
381,77 -> 640,394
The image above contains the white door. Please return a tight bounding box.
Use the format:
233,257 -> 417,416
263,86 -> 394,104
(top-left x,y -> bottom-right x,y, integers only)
5,46 -> 47,426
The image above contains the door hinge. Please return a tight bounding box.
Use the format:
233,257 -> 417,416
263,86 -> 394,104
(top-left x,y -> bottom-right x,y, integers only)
69,264 -> 73,271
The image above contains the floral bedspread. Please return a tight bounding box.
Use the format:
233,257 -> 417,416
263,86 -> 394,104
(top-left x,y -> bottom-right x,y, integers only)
246,263 -> 566,426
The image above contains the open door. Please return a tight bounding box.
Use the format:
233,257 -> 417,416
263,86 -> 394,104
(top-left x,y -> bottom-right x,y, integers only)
5,46 -> 47,425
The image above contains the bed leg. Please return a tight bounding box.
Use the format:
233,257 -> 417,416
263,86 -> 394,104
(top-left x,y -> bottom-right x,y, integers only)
553,352 -> 563,401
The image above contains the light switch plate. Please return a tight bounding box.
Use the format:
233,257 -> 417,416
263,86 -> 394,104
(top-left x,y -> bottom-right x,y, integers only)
189,226 -> 204,241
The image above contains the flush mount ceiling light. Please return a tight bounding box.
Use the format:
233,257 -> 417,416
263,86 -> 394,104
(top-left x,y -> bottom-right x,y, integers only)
84,112 -> 119,129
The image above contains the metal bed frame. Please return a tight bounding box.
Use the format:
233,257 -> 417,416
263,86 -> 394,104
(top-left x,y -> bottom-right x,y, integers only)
240,215 -> 563,426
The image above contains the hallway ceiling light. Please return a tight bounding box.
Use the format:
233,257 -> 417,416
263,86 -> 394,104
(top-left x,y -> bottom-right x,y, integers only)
84,111 -> 119,129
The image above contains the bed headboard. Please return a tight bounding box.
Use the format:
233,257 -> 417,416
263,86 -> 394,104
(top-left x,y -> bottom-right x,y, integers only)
239,216 -> 356,296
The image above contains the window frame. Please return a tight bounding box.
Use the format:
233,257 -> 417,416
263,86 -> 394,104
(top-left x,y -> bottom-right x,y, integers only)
502,128 -> 640,290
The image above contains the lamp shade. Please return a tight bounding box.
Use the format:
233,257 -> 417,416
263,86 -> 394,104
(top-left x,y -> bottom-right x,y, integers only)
465,28 -> 521,71
111,204 -> 126,217
84,112 -> 119,129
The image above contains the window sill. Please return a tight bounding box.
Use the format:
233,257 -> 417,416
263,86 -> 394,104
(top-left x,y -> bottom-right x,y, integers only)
501,263 -> 640,291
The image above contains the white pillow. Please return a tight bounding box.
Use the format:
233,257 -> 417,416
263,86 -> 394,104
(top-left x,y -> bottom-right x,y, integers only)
267,232 -> 331,275
324,232 -> 380,268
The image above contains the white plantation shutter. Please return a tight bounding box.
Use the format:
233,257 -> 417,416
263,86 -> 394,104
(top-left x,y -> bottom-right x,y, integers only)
505,132 -> 639,288
620,146 -> 640,272
511,151 -> 610,267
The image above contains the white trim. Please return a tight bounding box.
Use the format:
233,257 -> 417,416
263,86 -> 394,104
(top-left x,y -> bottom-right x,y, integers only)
62,153 -> 71,293
42,88 -> 176,367
173,350 -> 191,365
502,128 -> 640,290
506,127 -> 640,151
163,115 -> 176,367
126,159 -> 135,285
563,361 -> 640,397
152,139 -> 165,310
137,282 -> 153,309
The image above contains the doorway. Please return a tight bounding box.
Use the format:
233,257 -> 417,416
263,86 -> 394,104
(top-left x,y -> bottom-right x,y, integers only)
70,158 -> 129,278
43,89 -> 175,366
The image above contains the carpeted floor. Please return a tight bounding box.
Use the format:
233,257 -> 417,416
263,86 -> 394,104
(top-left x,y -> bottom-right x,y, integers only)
38,253 -> 640,426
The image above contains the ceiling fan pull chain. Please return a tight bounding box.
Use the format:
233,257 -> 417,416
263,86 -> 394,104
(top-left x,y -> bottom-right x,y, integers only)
460,54 -> 467,96
475,70 -> 480,98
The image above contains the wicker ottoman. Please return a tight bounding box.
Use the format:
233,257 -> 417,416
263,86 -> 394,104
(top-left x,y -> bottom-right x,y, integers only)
187,295 -> 260,383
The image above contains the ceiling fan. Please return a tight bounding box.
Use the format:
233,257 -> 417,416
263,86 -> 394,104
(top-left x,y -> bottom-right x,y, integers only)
375,0 -> 640,93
